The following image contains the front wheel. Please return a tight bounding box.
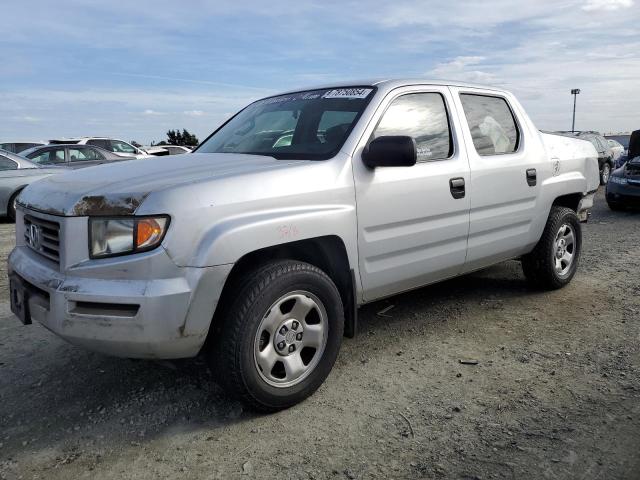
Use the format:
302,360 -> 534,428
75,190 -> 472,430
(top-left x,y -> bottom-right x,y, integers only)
210,260 -> 344,411
607,199 -> 625,211
522,206 -> 582,290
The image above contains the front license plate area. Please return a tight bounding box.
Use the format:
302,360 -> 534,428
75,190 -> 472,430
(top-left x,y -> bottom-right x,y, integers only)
10,276 -> 31,325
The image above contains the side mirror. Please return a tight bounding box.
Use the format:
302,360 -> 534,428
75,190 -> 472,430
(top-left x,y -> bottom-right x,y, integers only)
362,135 -> 417,168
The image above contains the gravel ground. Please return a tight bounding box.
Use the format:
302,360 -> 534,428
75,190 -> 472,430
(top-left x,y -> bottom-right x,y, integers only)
0,189 -> 638,480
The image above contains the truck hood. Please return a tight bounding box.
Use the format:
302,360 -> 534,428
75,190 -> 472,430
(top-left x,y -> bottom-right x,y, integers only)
17,153 -> 305,216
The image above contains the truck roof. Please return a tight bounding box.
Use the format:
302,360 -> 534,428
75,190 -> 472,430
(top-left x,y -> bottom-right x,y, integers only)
278,78 -> 507,96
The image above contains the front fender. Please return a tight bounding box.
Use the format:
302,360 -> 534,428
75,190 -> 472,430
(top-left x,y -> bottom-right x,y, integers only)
191,204 -> 357,267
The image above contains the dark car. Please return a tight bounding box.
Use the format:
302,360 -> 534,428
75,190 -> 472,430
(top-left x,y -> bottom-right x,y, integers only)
605,134 -> 630,151
557,131 -> 614,185
19,144 -> 127,168
606,130 -> 640,210
0,142 -> 46,154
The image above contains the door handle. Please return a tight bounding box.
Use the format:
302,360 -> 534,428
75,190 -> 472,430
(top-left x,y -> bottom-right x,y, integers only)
449,177 -> 465,199
526,168 -> 537,186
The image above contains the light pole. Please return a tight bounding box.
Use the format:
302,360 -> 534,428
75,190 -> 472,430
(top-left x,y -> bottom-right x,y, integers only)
571,88 -> 580,133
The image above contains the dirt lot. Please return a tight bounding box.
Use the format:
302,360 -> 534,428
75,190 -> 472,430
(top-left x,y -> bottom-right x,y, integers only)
0,189 -> 638,480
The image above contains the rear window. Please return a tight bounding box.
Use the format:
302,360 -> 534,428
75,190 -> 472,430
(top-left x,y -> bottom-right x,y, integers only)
460,94 -> 519,155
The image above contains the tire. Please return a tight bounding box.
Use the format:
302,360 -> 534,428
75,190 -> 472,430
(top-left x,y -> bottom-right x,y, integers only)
521,206 -> 582,290
209,260 -> 344,411
607,200 -> 625,211
600,162 -> 611,185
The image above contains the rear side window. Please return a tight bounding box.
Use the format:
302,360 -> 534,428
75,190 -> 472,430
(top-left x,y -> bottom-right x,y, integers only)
0,156 -> 18,170
374,93 -> 452,161
69,148 -> 103,161
460,94 -> 519,155
110,140 -> 136,154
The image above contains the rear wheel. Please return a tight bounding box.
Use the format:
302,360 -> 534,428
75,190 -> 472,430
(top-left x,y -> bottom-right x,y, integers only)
210,260 -> 344,411
522,206 -> 582,290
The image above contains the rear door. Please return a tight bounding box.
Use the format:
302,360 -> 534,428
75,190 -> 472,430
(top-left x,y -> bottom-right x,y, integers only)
450,88 -> 547,272
353,86 -> 471,301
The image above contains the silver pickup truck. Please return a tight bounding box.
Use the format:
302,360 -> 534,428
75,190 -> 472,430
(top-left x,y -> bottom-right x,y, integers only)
8,80 -> 599,410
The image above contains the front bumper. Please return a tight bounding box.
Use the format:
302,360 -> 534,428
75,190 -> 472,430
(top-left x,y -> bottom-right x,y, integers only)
606,179 -> 640,206
8,245 -> 230,359
577,191 -> 596,222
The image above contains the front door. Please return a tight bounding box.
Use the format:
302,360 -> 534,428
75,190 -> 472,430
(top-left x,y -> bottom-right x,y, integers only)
353,87 -> 471,301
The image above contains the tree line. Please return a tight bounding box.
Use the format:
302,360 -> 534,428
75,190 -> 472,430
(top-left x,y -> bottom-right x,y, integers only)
131,128 -> 200,147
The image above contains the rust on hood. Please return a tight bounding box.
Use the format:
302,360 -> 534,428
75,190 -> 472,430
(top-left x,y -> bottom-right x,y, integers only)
71,194 -> 149,216
17,190 -> 150,217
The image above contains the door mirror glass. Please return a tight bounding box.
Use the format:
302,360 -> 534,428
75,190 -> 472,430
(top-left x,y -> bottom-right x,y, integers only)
362,136 -> 417,168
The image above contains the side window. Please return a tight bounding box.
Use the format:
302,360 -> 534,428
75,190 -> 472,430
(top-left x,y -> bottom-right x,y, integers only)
460,94 -> 519,155
29,149 -> 65,165
69,148 -> 88,162
0,156 -> 18,170
88,148 -> 105,159
373,93 -> 452,161
110,140 -> 136,154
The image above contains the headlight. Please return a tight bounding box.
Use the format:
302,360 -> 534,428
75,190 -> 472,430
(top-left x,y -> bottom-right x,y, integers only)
609,176 -> 628,185
90,216 -> 169,258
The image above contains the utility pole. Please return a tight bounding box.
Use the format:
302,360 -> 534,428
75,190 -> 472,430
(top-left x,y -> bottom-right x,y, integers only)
571,89 -> 580,133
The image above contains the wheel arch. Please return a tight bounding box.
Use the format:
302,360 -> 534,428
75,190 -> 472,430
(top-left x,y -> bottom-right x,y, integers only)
6,185 -> 28,218
207,235 -> 358,347
552,192 -> 583,213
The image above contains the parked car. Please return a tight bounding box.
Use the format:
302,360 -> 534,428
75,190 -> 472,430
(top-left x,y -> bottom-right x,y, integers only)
606,130 -> 640,210
143,145 -> 193,156
606,134 -> 633,168
0,141 -> 46,154
48,137 -> 148,159
157,145 -> 192,155
605,134 -> 630,151
8,80 -> 599,411
0,148 -> 66,220
557,131 -> 614,185
20,144 -> 128,168
607,139 -> 625,162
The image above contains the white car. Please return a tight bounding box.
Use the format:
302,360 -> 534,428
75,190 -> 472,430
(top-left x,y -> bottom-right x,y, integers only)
607,139 -> 625,162
143,145 -> 192,156
48,137 -> 148,159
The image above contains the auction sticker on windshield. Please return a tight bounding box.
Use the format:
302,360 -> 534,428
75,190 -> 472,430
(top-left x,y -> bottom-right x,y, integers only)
322,88 -> 373,99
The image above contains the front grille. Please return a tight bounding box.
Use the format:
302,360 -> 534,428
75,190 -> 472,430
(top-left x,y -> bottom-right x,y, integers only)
24,215 -> 61,264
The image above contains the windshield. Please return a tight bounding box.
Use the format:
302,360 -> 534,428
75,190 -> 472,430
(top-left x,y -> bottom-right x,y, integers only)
196,87 -> 375,160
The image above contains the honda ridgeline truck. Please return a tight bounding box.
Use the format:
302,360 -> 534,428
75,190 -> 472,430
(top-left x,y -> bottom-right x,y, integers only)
8,80 -> 600,410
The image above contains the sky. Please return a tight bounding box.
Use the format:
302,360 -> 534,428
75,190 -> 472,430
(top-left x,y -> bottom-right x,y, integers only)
1,0 -> 638,144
